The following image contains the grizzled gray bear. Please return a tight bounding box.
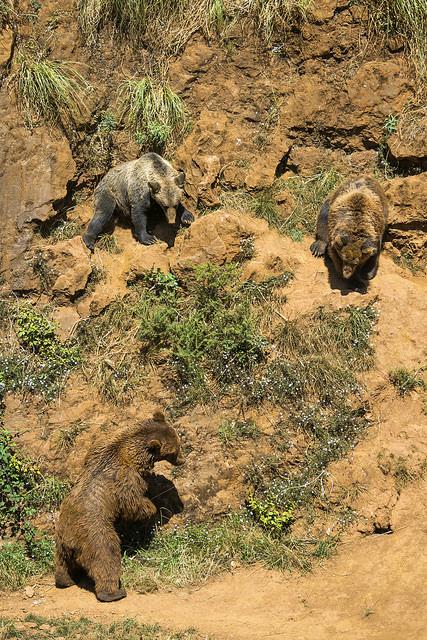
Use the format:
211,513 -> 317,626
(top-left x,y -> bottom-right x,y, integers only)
83,152 -> 194,250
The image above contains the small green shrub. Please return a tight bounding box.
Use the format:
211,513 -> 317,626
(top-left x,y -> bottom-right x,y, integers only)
0,304 -> 80,400
119,75 -> 188,151
246,493 -> 294,534
218,419 -> 260,444
389,367 -> 426,396
0,428 -> 68,539
14,46 -> 90,128
134,265 -> 268,406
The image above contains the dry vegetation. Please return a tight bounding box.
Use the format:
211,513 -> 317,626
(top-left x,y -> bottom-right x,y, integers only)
76,0 -> 312,51
13,45 -> 90,128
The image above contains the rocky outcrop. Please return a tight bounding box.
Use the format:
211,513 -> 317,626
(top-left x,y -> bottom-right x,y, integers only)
37,237 -> 92,300
385,174 -> 427,261
171,210 -> 260,272
0,91 -> 76,291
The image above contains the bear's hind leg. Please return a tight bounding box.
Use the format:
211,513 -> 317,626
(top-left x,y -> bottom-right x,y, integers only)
55,544 -> 76,589
83,188 -> 116,251
84,530 -> 127,602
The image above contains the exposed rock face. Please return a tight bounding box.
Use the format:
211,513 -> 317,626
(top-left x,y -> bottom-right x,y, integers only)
37,237 -> 92,300
0,92 -> 76,290
385,175 -> 427,261
171,210 -> 261,272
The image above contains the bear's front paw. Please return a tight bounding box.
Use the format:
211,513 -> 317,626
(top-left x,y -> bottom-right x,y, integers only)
139,233 -> 158,246
310,240 -> 327,257
82,234 -> 95,252
181,209 -> 195,226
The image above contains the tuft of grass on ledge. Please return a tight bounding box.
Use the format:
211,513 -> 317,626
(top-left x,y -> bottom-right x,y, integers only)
361,0 -> 427,80
119,73 -> 188,151
13,45 -> 90,129
389,367 -> 426,396
76,0 -> 312,52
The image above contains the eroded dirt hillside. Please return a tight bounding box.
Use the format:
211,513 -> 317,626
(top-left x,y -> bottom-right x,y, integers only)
0,1 -> 426,638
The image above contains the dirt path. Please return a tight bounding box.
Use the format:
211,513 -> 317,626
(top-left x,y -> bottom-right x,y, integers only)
2,246 -> 426,639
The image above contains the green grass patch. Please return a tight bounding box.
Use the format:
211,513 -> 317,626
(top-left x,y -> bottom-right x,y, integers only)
218,418 -> 260,445
389,367 -> 426,396
0,303 -> 81,400
285,167 -> 342,239
96,234 -> 122,254
119,74 -> 188,151
361,0 -> 427,80
0,616 -> 203,639
14,46 -> 90,129
221,168 -> 341,240
122,513 -> 333,592
0,539 -> 54,592
41,219 -> 83,242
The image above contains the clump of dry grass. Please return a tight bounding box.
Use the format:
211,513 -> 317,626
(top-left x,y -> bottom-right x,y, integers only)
118,71 -> 188,150
13,45 -> 90,128
362,0 -> 427,80
77,0 -> 312,52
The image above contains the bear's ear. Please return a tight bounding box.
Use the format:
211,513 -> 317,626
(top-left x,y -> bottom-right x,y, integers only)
148,439 -> 161,457
334,232 -> 350,248
362,239 -> 377,256
153,410 -> 165,422
149,180 -> 161,194
175,171 -> 185,188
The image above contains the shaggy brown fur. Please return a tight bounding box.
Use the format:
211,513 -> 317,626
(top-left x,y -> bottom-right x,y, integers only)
55,412 -> 184,602
310,176 -> 388,287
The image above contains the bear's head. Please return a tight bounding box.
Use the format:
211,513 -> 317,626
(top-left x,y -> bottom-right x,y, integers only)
332,233 -> 377,279
122,412 -> 185,470
149,171 -> 185,225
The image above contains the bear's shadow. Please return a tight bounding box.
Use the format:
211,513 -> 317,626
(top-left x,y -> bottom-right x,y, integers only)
70,474 -> 183,594
323,255 -> 369,296
106,203 -> 181,249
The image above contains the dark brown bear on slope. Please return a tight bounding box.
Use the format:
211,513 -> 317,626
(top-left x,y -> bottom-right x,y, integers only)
310,176 -> 388,291
55,413 -> 184,602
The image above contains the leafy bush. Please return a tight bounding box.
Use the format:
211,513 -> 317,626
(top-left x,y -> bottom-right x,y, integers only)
246,493 -> 294,533
14,46 -> 90,128
0,428 -> 68,537
0,304 -> 81,400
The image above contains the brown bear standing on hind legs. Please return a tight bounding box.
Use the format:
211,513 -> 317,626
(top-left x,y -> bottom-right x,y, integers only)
310,176 -> 388,290
55,412 -> 184,602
